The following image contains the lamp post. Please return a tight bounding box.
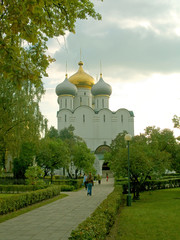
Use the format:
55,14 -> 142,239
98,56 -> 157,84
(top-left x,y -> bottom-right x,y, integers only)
125,133 -> 132,206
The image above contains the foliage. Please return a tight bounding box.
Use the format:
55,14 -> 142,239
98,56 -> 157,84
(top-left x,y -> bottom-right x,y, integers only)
172,115 -> 180,129
44,178 -> 83,190
36,137 -> 70,181
0,0 -> 101,88
0,184 -> 48,193
69,186 -> 124,240
25,165 -> 45,188
106,127 -> 177,199
0,185 -> 61,215
71,141 -> 95,178
0,79 -> 46,168
59,125 -> 95,178
12,142 -> 36,179
60,185 -> 75,191
121,178 -> 180,194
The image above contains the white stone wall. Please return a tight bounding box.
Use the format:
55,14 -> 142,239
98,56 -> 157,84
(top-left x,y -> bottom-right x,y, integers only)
73,88 -> 92,109
57,106 -> 134,151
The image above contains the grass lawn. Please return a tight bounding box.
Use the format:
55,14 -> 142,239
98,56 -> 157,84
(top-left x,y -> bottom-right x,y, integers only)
0,193 -> 68,223
106,188 -> 180,240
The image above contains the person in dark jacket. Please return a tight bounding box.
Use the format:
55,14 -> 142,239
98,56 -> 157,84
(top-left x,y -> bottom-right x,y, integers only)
87,172 -> 94,196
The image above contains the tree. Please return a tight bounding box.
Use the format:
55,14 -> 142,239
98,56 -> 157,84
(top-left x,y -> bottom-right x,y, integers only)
13,142 -> 36,179
71,141 -> 95,178
145,126 -> 179,173
36,137 -> 70,182
59,125 -> 95,178
106,128 -> 173,200
25,165 -> 45,187
0,0 -> 101,87
46,126 -> 59,139
0,78 -> 46,169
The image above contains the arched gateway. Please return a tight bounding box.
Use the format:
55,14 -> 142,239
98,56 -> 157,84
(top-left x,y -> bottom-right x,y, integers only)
94,145 -> 111,176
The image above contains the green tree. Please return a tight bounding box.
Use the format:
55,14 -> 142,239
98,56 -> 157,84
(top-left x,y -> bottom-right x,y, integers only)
59,125 -> 95,178
72,141 -> 95,178
13,142 -> 36,179
0,0 -> 101,87
106,128 -> 173,200
0,78 -> 46,169
145,126 -> 179,173
36,137 -> 70,182
46,126 -> 59,139
25,165 -> 45,187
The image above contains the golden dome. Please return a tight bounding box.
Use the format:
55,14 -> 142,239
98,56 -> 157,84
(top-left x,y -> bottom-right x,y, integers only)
69,61 -> 95,89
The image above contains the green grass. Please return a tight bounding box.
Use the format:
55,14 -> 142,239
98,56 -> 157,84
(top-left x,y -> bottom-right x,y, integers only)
0,193 -> 68,223
107,188 -> 180,240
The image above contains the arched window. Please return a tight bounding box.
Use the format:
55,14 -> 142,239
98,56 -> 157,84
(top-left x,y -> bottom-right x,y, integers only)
65,99 -> 67,108
83,114 -> 85,122
103,115 -> 106,122
102,99 -> 104,108
65,115 -> 67,122
121,115 -> 123,123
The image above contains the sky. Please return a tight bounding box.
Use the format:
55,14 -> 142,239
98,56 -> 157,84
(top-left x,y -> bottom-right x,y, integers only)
40,0 -> 180,137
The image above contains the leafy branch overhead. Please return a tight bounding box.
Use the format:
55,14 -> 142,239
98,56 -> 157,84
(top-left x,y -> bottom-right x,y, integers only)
0,0 -> 102,87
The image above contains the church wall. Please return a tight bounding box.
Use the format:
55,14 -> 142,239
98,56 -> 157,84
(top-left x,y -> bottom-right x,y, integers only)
57,107 -> 134,152
74,88 -> 92,109
58,96 -> 74,110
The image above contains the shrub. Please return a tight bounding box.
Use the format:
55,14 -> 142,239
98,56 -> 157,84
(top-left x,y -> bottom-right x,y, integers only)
60,185 -> 75,191
0,184 -> 48,193
0,185 -> 61,215
25,166 -> 45,186
69,186 -> 124,240
45,179 -> 83,189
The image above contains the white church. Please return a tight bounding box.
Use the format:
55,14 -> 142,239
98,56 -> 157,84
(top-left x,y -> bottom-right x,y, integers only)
55,61 -> 134,175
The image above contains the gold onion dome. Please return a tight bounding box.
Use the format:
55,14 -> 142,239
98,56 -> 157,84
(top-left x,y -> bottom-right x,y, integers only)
56,74 -> 77,96
91,73 -> 112,96
69,61 -> 95,89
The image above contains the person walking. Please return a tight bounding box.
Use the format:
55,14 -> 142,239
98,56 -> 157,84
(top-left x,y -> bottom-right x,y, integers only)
83,173 -> 87,189
97,174 -> 101,184
87,172 -> 94,196
106,173 -> 109,182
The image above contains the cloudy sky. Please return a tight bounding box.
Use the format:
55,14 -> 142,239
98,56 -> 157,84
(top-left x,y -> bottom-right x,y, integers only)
40,0 -> 180,137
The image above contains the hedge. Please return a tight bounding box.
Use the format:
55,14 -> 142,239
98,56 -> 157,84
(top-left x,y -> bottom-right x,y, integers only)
69,186 -> 124,240
0,184 -> 47,193
60,185 -> 75,191
0,185 -> 61,215
47,179 -> 83,189
121,178 -> 180,194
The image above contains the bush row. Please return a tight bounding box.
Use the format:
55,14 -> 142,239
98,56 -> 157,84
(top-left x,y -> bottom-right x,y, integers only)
122,178 -> 180,194
60,185 -> 75,191
143,178 -> 180,191
0,184 -> 47,193
69,186 -> 124,240
0,177 -> 26,185
0,185 -> 61,215
47,179 -> 83,190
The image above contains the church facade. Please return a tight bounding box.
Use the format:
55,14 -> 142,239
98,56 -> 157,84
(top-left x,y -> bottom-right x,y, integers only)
55,61 -> 134,175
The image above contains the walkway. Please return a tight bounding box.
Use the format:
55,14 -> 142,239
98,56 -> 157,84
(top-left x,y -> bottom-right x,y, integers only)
0,178 -> 114,240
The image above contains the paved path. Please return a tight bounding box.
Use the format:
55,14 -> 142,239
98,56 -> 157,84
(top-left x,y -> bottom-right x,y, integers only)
0,178 -> 114,240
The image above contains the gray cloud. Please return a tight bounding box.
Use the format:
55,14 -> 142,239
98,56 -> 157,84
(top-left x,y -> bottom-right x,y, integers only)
48,0 -> 180,82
